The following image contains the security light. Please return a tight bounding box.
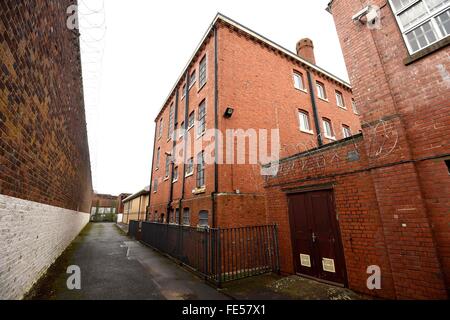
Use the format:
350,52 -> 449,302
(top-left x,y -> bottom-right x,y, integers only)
224,107 -> 234,118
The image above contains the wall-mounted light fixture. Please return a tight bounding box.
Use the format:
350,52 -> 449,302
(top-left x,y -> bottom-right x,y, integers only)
224,107 -> 234,118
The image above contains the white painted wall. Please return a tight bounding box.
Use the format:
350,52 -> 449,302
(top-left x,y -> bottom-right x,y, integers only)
0,194 -> 90,300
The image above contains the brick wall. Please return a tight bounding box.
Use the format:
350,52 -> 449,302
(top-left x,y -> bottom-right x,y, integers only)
0,0 -> 92,212
0,194 -> 90,299
328,0 -> 449,296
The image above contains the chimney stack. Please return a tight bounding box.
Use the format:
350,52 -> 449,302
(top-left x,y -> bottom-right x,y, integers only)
296,38 -> 316,64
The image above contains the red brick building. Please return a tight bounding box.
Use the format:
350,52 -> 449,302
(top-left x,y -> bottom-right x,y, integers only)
264,0 -> 449,299
147,14 -> 361,229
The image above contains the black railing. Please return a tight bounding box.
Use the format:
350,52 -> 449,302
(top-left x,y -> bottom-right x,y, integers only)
136,221 -> 279,286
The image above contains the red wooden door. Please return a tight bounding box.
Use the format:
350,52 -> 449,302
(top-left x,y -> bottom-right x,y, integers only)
288,190 -> 347,285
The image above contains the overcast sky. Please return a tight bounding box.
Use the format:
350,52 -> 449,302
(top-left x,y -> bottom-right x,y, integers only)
78,0 -> 349,196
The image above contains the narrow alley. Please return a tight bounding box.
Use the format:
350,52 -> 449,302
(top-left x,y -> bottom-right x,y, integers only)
26,223 -> 228,300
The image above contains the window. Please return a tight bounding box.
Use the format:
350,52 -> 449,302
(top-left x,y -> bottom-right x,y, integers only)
188,111 -> 195,129
196,151 -> 205,188
199,55 -> 207,88
198,210 -> 209,227
165,155 -> 170,178
179,121 -> 184,139
189,70 -> 196,88
390,0 -> 450,54
185,157 -> 194,176
293,73 -> 305,90
197,100 -> 206,136
153,179 -> 158,192
156,147 -> 160,169
351,99 -> 359,114
182,208 -> 190,226
160,213 -> 165,223
445,159 -> 450,174
158,118 -> 163,139
342,125 -> 352,138
182,83 -> 186,98
322,118 -> 335,139
175,209 -> 180,224
298,110 -> 312,133
172,166 -> 178,182
168,103 -> 174,140
91,207 -> 96,214
335,90 -> 345,108
316,81 -> 327,100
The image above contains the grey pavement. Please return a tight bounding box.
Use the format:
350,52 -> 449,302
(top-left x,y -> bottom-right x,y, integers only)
26,223 -> 228,300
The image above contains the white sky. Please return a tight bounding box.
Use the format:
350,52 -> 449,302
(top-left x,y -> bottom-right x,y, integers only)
78,0 -> 349,196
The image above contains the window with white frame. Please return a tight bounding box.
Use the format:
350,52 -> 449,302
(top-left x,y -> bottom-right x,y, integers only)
335,90 -> 345,108
189,70 -> 196,88
199,55 -> 207,88
156,147 -> 160,170
197,100 -> 206,136
351,99 -> 359,114
153,179 -> 158,192
196,151 -> 205,188
182,83 -> 186,98
172,166 -> 178,182
165,155 -> 170,178
298,110 -> 312,133
168,103 -> 174,140
389,0 -> 450,54
322,118 -> 335,139
175,209 -> 180,224
342,125 -> 352,138
316,81 -> 327,100
188,111 -> 195,129
293,72 -> 305,90
182,208 -> 190,226
158,118 -> 163,139
185,157 -> 194,176
198,210 -> 209,227
179,121 -> 184,139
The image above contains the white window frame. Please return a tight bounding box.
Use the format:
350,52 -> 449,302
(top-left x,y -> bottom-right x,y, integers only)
335,90 -> 346,109
198,54 -> 208,89
298,110 -> 313,134
389,0 -> 450,54
172,166 -> 178,183
197,100 -> 206,137
316,81 -> 327,101
293,72 -> 306,91
351,99 -> 359,115
185,157 -> 194,177
322,118 -> 336,140
342,125 -> 352,138
189,70 -> 196,89
188,111 -> 195,130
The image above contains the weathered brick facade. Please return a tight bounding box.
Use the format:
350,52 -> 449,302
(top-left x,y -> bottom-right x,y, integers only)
0,1 -> 93,299
264,0 -> 449,299
148,14 -> 361,229
0,0 -> 92,212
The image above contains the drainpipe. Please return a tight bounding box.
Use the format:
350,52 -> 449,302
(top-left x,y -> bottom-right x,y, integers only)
167,90 -> 180,223
306,71 -> 323,147
137,195 -> 142,221
147,120 -> 158,221
212,26 -> 219,228
179,72 -> 190,225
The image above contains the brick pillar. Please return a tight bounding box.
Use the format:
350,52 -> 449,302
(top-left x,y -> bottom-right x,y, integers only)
329,0 -> 447,299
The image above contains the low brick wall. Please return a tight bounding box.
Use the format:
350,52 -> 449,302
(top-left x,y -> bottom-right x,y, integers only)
0,194 -> 90,300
